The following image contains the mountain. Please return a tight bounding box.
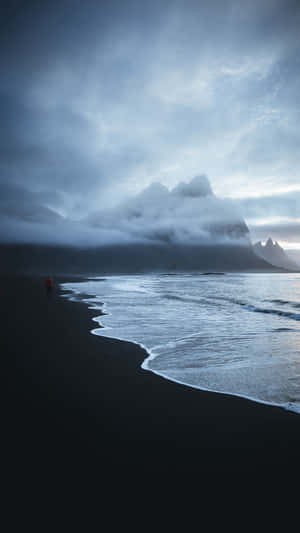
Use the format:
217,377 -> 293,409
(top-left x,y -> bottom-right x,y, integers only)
0,177 -> 293,274
253,238 -> 300,271
87,176 -> 252,245
287,249 -> 300,266
0,242 -> 287,275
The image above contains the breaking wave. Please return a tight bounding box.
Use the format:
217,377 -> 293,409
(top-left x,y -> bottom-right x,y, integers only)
61,272 -> 300,414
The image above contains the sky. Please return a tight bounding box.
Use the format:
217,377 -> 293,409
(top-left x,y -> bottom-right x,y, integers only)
1,0 -> 300,250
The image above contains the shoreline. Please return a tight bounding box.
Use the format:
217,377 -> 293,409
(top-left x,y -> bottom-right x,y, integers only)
62,279 -> 300,416
2,274 -> 300,480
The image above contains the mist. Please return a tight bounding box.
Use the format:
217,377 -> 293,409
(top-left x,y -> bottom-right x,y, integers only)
1,0 -> 300,250
0,176 -> 250,248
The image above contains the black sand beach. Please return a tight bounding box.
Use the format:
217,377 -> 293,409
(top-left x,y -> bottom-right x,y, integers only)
2,275 -> 300,493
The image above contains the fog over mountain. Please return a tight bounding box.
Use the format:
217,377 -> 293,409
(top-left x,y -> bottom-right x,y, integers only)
0,176 -> 285,274
0,175 -> 250,247
1,0 -> 300,252
87,175 -> 250,246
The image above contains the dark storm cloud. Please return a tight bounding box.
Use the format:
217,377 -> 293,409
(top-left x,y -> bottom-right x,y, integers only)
0,182 -> 63,221
0,0 -> 172,210
1,0 -> 300,244
0,176 -> 249,246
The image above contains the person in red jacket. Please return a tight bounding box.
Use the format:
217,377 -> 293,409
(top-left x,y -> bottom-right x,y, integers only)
45,276 -> 53,295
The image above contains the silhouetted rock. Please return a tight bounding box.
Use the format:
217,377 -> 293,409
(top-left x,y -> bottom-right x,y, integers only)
253,238 -> 299,271
0,242 -> 287,275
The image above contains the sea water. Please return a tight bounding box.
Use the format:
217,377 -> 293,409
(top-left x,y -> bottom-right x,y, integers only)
61,273 -> 300,413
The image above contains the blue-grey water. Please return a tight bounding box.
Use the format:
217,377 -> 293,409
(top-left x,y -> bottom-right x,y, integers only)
62,273 -> 300,413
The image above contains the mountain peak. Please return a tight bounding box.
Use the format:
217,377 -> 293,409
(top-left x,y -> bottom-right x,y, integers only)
265,237 -> 274,248
253,238 -> 299,271
172,175 -> 213,198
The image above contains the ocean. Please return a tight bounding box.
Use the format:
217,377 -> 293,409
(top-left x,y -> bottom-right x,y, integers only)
61,273 -> 300,414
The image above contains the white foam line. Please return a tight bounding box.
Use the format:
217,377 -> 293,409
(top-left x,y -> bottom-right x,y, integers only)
141,363 -> 300,414
61,283 -> 300,416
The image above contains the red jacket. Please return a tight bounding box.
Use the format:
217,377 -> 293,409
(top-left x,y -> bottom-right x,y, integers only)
45,277 -> 53,288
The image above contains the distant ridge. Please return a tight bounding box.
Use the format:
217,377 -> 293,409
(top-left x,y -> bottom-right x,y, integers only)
1,176 -> 288,275
253,238 -> 300,271
0,242 -> 288,275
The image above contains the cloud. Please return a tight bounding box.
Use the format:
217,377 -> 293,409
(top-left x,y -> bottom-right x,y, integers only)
0,183 -> 63,222
233,189 -> 300,244
249,221 -> 300,244
237,189 -> 300,220
87,175 -> 249,246
171,175 -> 213,197
0,215 -> 140,247
0,175 -> 249,246
1,0 -> 300,243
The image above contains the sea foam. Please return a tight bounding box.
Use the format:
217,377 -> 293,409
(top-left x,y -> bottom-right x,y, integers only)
61,273 -> 300,414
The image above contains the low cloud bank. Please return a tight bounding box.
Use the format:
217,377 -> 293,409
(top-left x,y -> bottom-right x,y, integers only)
87,175 -> 250,246
0,175 -> 250,247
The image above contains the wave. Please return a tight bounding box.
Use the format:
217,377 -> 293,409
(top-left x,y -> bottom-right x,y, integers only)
162,293 -> 209,305
268,299 -> 300,309
211,295 -> 300,321
201,272 -> 225,276
272,327 -> 295,332
242,303 -> 300,321
163,293 -> 300,321
61,275 -> 300,416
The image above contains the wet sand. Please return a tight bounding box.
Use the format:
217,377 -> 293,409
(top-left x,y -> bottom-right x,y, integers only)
2,274 -> 300,490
